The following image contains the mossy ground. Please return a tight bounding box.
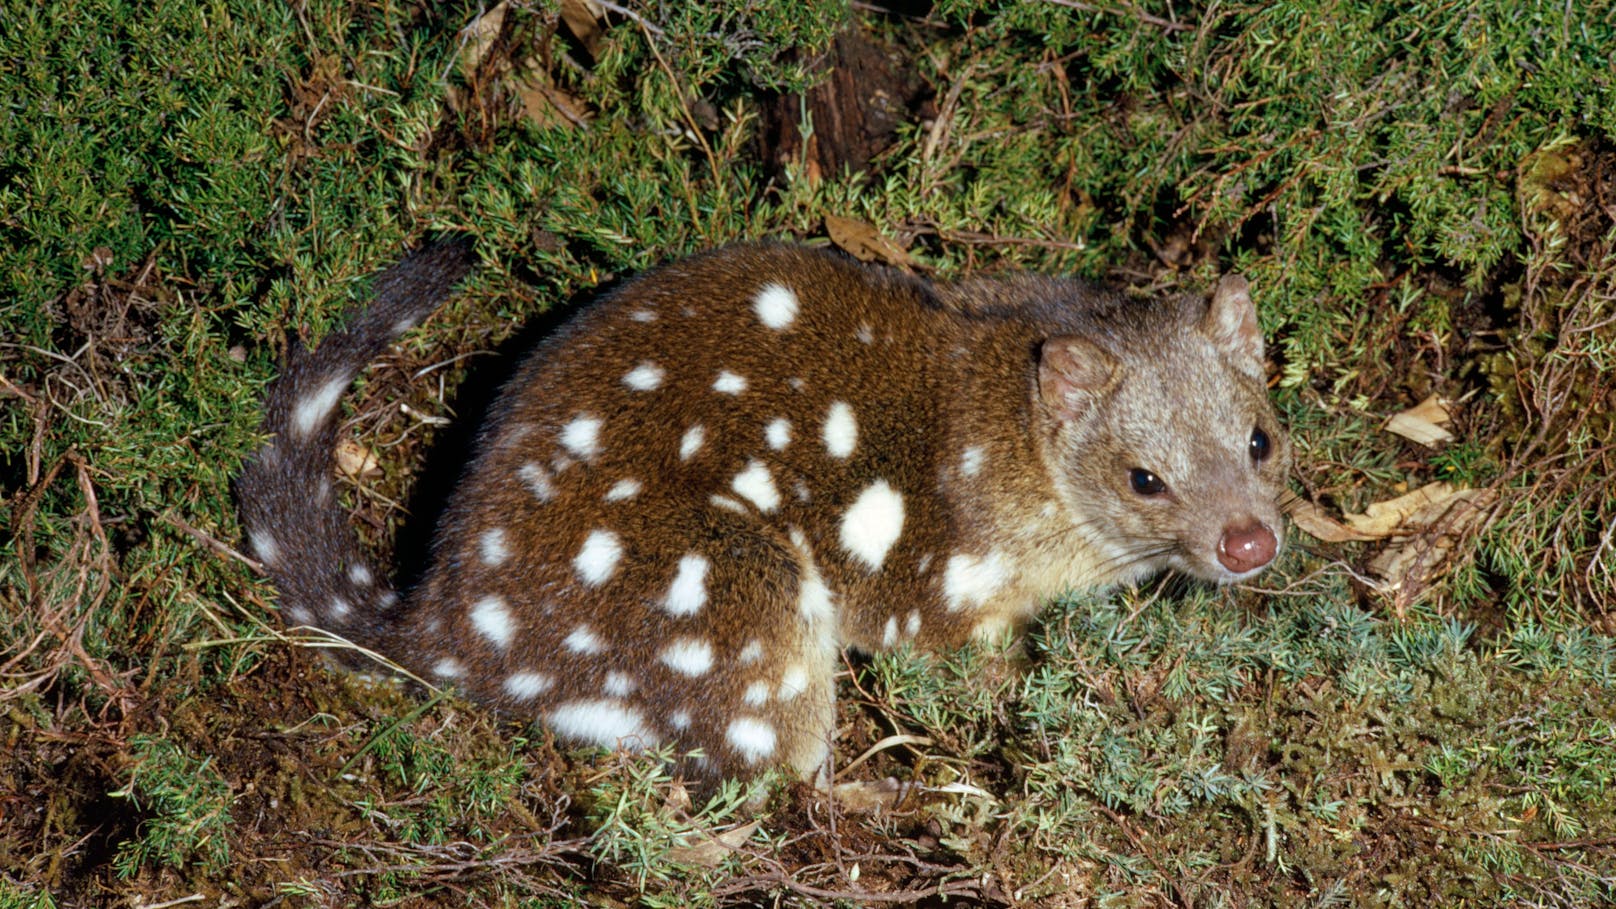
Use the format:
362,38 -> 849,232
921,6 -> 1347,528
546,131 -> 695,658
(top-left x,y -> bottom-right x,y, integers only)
2,1 -> 1614,905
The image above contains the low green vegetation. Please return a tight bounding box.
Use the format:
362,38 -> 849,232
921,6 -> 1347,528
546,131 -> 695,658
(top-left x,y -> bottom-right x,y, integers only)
2,0 -> 1612,905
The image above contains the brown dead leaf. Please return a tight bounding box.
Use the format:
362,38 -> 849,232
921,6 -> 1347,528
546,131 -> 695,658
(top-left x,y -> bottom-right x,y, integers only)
1384,394 -> 1455,447
826,215 -> 915,270
559,0 -> 606,57
662,819 -> 762,867
1367,486 -> 1498,617
457,0 -> 508,79
1287,498 -> 1378,542
335,439 -> 380,479
1343,482 -> 1466,538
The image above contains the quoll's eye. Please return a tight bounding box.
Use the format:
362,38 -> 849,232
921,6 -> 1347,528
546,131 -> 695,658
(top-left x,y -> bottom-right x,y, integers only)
1249,427 -> 1272,464
1129,468 -> 1167,496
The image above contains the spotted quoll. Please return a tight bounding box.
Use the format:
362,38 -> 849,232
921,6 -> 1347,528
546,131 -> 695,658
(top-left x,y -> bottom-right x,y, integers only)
239,240 -> 1290,783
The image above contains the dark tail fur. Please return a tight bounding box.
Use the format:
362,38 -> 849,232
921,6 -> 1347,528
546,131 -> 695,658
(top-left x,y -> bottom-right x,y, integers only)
238,240 -> 476,650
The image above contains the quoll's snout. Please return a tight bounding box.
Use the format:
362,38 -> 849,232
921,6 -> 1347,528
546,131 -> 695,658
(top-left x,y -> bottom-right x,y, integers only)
1217,519 -> 1278,575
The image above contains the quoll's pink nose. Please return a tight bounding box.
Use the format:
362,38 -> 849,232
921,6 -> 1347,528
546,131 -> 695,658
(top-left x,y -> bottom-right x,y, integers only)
1218,520 -> 1278,574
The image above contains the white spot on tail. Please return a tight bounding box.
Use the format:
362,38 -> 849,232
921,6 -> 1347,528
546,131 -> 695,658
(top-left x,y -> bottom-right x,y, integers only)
292,374 -> 350,438
574,529 -> 622,586
732,460 -> 781,512
754,283 -> 799,330
799,568 -> 834,624
563,624 -> 606,655
622,362 -> 664,391
839,479 -> 905,570
660,638 -> 714,677
679,424 -> 706,461
432,658 -> 463,678
249,529 -> 280,567
479,527 -> 509,566
604,478 -> 642,502
505,672 -> 554,700
560,414 -> 602,459
471,596 -> 516,649
742,680 -> 771,707
727,717 -> 777,764
961,445 -> 985,477
779,665 -> 809,700
765,418 -> 792,450
549,699 -> 658,749
943,551 -> 1011,611
665,553 -> 709,616
519,462 -> 555,502
823,401 -> 857,458
713,370 -> 748,395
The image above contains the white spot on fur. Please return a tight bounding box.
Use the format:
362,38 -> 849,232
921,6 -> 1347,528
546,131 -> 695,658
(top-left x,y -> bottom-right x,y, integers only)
855,322 -> 874,345
622,362 -> 665,391
882,616 -> 898,647
906,609 -> 922,637
799,567 -> 834,624
754,283 -> 799,330
794,480 -> 811,502
727,717 -> 777,764
631,309 -> 657,322
961,445 -> 985,477
560,414 -> 602,459
292,375 -> 349,438
660,638 -> 714,677
347,563 -> 372,586
738,640 -> 764,665
249,529 -> 280,567
732,460 -> 781,512
549,700 -> 658,749
839,479 -> 905,570
519,462 -> 555,502
943,551 -> 1011,611
505,672 -> 554,700
564,624 -> 606,655
713,370 -> 748,395
378,590 -> 398,610
789,377 -> 805,391
479,527 -> 509,566
471,596 -> 515,649
710,494 -> 746,513
574,529 -> 622,586
779,665 -> 809,701
670,710 -> 692,731
285,606 -> 311,625
604,671 -> 636,697
328,597 -> 352,621
765,418 -> 792,450
604,478 -> 641,502
742,680 -> 771,707
665,554 -> 709,616
679,424 -> 705,460
432,658 -> 463,678
823,401 -> 857,458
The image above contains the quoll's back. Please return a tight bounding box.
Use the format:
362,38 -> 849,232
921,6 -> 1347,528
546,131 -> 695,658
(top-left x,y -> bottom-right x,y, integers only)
239,242 -> 1290,781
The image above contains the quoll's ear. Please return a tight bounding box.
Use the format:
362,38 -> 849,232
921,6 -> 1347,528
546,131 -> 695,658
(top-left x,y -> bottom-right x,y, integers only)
1038,335 -> 1117,422
1200,275 -> 1265,373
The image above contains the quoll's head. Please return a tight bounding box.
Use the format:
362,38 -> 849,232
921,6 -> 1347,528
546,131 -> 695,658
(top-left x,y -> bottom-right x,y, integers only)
1037,275 -> 1291,585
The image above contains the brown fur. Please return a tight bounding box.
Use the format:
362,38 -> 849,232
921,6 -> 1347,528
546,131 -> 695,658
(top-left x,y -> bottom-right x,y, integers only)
239,242 -> 1290,782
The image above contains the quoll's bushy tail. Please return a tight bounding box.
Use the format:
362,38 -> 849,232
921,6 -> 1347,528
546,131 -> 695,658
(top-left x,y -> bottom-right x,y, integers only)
238,240 -> 476,651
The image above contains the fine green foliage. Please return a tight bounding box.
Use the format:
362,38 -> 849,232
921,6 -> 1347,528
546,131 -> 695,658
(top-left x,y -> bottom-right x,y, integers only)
3,0 -> 1615,905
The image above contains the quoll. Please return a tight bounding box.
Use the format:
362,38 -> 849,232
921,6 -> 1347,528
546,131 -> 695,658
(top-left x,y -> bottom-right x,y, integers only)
239,240 -> 1290,782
